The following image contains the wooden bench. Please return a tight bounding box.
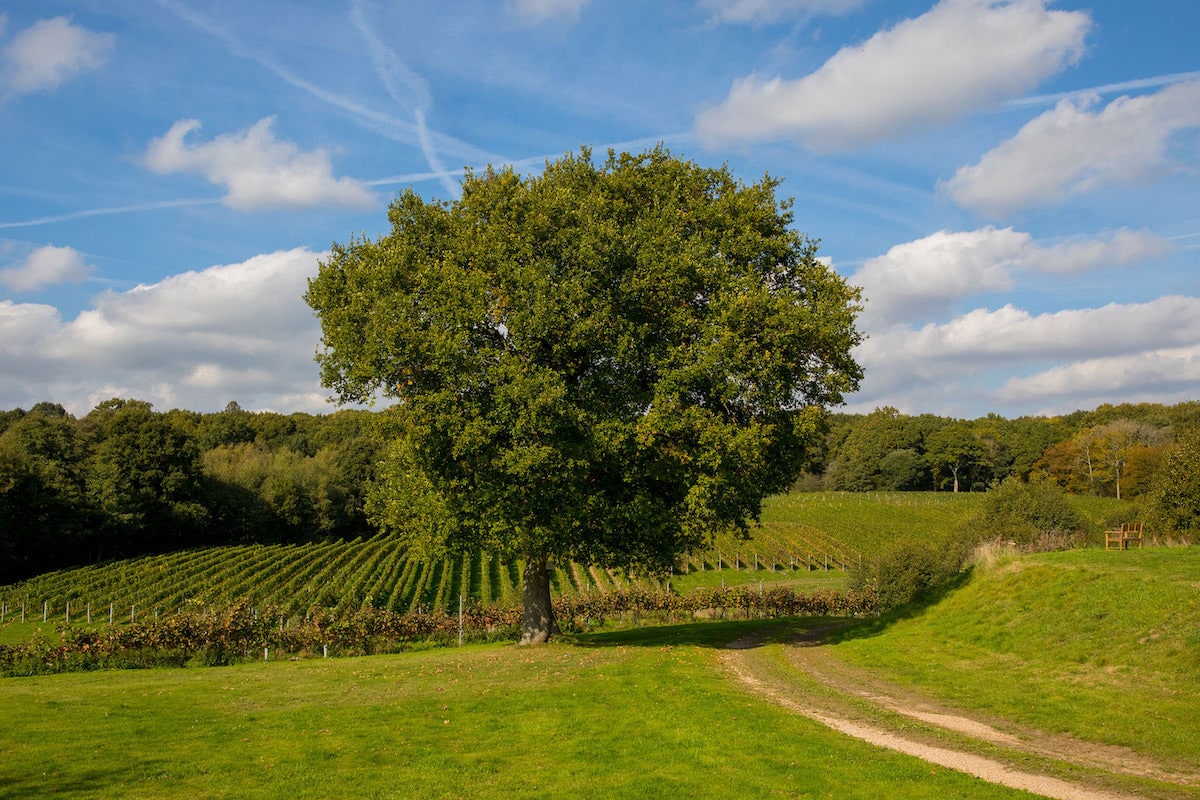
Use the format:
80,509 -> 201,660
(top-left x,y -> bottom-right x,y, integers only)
1105,522 -> 1143,550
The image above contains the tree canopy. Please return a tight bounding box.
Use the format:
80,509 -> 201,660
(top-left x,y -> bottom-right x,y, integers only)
304,147 -> 864,642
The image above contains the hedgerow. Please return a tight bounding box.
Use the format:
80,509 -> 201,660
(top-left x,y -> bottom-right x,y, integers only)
0,585 -> 877,676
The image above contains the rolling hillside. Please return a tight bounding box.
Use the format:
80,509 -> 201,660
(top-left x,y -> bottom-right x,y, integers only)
1,491 -> 1120,622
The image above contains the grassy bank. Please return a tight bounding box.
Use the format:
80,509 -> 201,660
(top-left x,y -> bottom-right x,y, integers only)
829,547 -> 1200,765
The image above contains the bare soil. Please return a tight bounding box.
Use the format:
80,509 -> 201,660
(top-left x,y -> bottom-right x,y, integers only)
721,629 -> 1200,800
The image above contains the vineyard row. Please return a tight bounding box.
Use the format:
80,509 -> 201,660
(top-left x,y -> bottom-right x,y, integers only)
2,540 -> 854,620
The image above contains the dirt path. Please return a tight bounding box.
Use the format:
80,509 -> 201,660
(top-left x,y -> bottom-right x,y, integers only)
721,630 -> 1200,800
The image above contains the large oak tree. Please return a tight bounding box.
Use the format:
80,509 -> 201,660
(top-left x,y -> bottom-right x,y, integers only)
305,147 -> 863,643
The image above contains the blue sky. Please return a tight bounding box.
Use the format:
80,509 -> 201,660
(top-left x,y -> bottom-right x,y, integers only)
2,0 -> 1198,419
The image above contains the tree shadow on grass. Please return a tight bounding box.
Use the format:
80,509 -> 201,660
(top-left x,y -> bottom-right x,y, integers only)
816,567 -> 976,647
0,763 -> 153,800
561,567 -> 976,651
562,615 -> 853,650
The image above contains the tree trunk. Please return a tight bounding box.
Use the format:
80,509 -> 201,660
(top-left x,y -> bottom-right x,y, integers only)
519,555 -> 558,645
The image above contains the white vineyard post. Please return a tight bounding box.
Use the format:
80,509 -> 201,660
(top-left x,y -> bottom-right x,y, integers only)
65,601 -> 70,625
87,604 -> 91,624
458,595 -> 463,647
43,601 -> 48,622
264,647 -> 269,662
131,605 -> 135,624
323,644 -> 328,658
109,603 -> 114,625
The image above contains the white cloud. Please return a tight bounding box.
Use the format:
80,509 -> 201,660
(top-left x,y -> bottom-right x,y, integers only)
0,249 -> 330,414
699,0 -> 869,24
846,296 -> 1200,416
995,347 -> 1200,406
943,79 -> 1200,216
142,118 -> 376,211
695,0 -> 1089,150
895,297 -> 1200,362
2,16 -> 114,96
0,245 -> 94,291
851,226 -> 1172,327
506,0 -> 591,23
1021,228 -> 1174,275
853,228 -> 1025,325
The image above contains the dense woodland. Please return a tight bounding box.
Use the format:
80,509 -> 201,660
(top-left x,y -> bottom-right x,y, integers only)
3,397 -> 1199,583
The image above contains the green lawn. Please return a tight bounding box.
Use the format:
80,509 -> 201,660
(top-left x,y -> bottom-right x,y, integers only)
828,547 -> 1200,766
1,619 -> 1034,800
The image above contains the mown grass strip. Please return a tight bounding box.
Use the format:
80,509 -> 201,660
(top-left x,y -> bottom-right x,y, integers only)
1,620 -> 1034,800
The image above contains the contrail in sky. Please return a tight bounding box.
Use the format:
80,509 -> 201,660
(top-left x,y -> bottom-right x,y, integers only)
0,198 -> 220,229
349,0 -> 459,198
1011,70 -> 1200,107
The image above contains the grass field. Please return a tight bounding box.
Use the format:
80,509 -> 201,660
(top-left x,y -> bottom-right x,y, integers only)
1,619 -> 1036,800
2,496 -> 1194,798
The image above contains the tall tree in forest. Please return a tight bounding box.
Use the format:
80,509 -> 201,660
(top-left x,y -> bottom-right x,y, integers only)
305,147 -> 863,643
84,399 -> 207,551
926,421 -> 985,493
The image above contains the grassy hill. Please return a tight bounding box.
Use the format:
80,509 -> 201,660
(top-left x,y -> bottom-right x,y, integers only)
829,547 -> 1200,766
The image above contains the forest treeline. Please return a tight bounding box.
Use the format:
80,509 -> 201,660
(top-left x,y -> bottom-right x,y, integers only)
0,399 -> 379,583
3,397 -> 1199,583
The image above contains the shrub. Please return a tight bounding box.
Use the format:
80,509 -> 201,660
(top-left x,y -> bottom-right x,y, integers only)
850,535 -> 967,612
1147,427 -> 1200,536
973,476 -> 1084,550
